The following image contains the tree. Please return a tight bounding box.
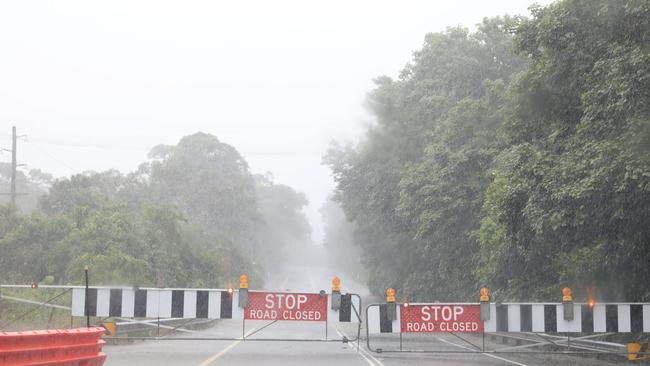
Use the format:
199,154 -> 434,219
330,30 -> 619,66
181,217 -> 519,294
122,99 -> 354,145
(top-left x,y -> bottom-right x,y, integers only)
478,0 -> 650,301
326,17 -> 525,299
396,80 -> 509,300
1,132 -> 313,289
144,133 -> 259,250
329,1 -> 650,302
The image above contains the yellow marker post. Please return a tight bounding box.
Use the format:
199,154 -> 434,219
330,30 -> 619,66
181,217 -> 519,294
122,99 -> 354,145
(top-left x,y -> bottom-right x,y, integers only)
628,342 -> 642,361
103,320 -> 117,337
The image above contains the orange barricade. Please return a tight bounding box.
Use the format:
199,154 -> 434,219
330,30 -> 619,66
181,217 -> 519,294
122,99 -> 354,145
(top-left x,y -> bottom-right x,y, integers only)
0,327 -> 106,366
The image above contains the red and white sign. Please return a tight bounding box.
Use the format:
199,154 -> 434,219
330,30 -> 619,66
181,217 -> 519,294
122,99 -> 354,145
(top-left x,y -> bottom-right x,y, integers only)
244,292 -> 327,321
400,304 -> 483,333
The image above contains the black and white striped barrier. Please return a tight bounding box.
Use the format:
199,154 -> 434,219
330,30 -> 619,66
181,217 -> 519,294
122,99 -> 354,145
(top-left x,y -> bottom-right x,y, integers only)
72,288 -> 243,319
367,303 -> 650,334
72,287 -> 360,323
483,303 -> 650,333
367,303 -> 401,334
327,293 -> 361,323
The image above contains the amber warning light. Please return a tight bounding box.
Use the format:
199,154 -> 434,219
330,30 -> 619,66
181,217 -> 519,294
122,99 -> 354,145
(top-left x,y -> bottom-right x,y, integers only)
386,288 -> 396,303
480,287 -> 489,302
585,286 -> 596,308
332,276 -> 341,292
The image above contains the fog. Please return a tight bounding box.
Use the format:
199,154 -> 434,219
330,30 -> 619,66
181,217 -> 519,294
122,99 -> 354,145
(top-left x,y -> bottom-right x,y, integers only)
0,0 -> 551,243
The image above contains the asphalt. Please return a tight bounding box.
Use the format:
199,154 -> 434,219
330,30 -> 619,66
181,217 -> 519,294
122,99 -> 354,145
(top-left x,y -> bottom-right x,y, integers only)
103,249 -> 626,366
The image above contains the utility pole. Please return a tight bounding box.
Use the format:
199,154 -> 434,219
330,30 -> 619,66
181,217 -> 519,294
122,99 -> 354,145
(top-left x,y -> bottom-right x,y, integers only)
10,126 -> 17,206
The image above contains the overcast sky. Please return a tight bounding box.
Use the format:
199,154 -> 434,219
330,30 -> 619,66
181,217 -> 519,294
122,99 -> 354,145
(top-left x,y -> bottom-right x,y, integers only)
0,0 -> 552,243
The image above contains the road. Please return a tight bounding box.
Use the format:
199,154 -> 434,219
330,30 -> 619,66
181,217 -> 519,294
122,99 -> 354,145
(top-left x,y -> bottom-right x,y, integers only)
103,248 -> 623,365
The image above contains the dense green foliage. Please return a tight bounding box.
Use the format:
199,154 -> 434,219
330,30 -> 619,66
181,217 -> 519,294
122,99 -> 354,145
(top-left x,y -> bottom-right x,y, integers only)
0,133 -> 311,287
327,0 -> 650,302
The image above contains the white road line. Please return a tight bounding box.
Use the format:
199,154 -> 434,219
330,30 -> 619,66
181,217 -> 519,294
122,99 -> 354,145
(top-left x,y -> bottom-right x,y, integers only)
358,343 -> 386,366
197,327 -> 258,366
338,330 -> 386,366
433,335 -> 528,366
336,331 -> 377,366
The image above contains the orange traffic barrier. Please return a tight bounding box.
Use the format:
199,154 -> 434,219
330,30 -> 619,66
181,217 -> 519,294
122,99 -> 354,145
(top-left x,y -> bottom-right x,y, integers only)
0,327 -> 106,366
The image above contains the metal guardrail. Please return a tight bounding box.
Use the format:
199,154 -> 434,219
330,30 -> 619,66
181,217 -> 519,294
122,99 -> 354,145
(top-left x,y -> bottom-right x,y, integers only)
0,287 -> 73,330
0,294 -> 71,311
486,332 -> 628,358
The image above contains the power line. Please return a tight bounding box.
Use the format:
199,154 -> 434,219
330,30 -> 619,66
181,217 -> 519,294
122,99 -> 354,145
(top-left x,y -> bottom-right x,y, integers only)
24,138 -> 324,157
23,140 -> 78,174
25,138 -> 150,152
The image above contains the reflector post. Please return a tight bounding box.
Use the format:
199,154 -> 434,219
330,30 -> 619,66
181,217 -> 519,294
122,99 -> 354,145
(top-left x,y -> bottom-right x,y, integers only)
103,320 -> 117,336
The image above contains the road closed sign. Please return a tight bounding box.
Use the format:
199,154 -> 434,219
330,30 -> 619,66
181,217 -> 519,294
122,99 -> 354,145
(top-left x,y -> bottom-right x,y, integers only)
400,304 -> 483,333
244,292 -> 328,321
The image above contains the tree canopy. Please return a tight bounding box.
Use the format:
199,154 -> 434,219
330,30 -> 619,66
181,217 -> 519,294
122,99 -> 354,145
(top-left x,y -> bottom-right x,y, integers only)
327,0 -> 650,302
0,133 -> 311,288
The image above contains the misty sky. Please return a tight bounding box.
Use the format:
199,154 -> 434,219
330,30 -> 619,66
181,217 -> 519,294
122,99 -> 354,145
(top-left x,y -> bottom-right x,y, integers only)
0,0 -> 552,243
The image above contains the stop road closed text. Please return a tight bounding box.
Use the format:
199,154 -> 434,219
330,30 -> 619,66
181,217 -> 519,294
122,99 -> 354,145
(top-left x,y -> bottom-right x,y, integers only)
244,292 -> 327,321
400,304 -> 482,333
